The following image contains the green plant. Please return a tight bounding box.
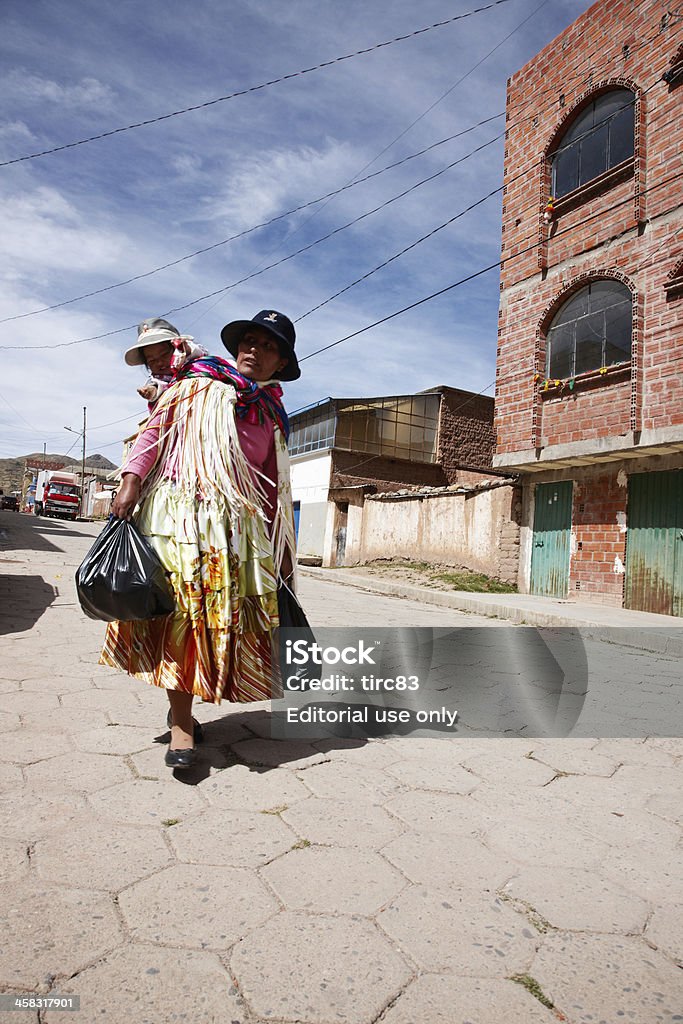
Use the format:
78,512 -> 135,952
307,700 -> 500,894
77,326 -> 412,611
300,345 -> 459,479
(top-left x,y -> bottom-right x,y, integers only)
508,975 -> 555,1011
431,570 -> 517,593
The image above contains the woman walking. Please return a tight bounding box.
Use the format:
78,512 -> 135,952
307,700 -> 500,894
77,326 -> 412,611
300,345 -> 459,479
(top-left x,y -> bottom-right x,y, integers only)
101,311 -> 300,769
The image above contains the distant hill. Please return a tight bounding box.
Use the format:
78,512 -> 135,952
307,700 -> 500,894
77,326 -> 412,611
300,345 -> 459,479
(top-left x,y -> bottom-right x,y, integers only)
0,452 -> 117,495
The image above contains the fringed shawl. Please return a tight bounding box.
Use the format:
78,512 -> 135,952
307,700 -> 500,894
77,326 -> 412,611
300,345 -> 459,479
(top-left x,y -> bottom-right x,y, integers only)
122,375 -> 297,585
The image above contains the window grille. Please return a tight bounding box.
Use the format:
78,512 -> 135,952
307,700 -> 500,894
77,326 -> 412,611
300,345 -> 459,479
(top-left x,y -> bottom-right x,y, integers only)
334,394 -> 439,462
289,394 -> 440,462
288,406 -> 336,456
546,280 -> 632,379
550,89 -> 635,199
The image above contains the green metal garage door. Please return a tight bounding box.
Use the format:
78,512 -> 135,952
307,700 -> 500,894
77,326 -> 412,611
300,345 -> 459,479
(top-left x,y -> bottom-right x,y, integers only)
625,469 -> 683,617
530,481 -> 573,598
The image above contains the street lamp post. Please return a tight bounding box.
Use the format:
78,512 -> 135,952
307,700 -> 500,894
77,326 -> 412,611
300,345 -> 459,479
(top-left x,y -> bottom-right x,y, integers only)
64,406 -> 87,518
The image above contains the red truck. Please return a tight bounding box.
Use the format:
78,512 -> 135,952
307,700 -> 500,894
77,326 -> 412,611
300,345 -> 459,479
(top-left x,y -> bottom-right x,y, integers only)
34,470 -> 81,521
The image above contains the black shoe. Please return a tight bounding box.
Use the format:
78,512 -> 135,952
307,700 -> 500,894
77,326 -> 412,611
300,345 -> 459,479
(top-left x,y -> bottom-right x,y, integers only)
164,746 -> 197,769
166,710 -> 204,744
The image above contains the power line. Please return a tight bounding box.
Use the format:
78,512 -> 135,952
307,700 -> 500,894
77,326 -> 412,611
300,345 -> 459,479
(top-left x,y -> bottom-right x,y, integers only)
2,13 -> 670,327
11,182 -> 680,456
297,0 -> 668,265
0,0 -> 598,328
0,390 -> 49,432
301,213 -> 681,455
295,183 -> 506,322
0,114 -> 505,324
291,87 -> 664,326
0,1 -> 513,169
0,131 -> 504,351
300,263 -> 502,363
88,412 -> 143,431
179,0 -> 555,337
281,0 -> 550,254
2,72 -> 660,330
359,0 -> 550,177
1,128 -> 677,357
298,167 -> 683,364
282,95 -> 654,323
162,133 -> 504,317
0,82 -> 635,331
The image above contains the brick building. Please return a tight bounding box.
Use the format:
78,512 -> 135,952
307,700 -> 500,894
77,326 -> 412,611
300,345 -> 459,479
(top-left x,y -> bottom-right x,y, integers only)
493,0 -> 683,614
289,386 -> 498,565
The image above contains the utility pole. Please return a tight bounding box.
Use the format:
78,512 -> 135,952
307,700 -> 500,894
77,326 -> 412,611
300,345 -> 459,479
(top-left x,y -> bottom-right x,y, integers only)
65,407 -> 88,520
80,406 -> 87,519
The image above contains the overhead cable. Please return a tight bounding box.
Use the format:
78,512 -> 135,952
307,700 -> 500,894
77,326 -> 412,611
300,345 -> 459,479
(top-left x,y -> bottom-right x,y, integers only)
161,133 -> 504,318
0,1 -> 513,168
2,70 -> 656,326
295,183 -> 505,321
297,167 -> 683,363
3,38 -> 666,325
1,151 -> 679,355
0,114 -> 504,324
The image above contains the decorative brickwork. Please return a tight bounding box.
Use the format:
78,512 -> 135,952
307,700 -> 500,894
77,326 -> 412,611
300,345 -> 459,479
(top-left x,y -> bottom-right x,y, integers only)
529,269 -> 639,446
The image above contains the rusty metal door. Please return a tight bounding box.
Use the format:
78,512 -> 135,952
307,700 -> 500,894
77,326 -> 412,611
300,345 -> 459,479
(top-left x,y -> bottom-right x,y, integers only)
530,481 -> 573,598
624,469 -> 683,616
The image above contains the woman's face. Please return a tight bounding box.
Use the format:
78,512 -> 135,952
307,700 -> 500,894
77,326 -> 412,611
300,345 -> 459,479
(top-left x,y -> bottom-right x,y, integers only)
236,329 -> 288,381
143,341 -> 174,377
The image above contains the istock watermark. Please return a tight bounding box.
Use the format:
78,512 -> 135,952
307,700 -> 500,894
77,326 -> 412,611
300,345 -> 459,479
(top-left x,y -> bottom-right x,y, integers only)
272,627 -> 683,741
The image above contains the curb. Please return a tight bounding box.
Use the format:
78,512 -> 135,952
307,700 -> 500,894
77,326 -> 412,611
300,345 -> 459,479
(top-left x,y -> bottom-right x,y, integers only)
299,567 -> 683,658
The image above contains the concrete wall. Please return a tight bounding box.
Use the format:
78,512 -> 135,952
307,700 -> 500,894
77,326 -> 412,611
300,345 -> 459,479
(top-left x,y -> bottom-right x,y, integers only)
290,451 -> 332,558
358,484 -> 521,582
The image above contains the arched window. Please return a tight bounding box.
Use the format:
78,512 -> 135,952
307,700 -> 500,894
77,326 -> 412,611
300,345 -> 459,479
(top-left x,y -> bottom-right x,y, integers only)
549,89 -> 635,199
546,280 -> 632,379
665,258 -> 683,300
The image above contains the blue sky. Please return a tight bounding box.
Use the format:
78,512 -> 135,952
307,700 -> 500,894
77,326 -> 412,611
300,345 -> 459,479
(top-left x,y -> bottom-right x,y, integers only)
0,0 -> 589,461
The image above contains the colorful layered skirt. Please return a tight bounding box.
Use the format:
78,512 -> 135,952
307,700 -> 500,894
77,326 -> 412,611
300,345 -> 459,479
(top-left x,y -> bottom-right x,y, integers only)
100,479 -> 279,703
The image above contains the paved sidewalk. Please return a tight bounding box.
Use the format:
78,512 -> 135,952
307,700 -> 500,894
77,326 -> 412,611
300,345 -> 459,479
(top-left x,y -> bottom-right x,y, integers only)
1,511 -> 682,1024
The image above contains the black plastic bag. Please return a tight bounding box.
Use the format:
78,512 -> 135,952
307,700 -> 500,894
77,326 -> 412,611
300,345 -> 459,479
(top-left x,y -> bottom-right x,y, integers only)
277,577 -> 312,630
76,517 -> 175,622
277,578 -> 315,689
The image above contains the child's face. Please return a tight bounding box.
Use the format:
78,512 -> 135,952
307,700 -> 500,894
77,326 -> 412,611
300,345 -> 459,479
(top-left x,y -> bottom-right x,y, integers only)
143,341 -> 174,377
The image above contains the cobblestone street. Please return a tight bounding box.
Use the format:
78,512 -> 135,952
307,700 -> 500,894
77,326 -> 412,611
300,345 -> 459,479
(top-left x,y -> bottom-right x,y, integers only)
1,510 -> 681,1023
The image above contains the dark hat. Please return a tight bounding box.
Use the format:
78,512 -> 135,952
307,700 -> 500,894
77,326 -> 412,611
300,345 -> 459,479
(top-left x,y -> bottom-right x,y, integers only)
220,310 -> 300,381
125,317 -> 181,366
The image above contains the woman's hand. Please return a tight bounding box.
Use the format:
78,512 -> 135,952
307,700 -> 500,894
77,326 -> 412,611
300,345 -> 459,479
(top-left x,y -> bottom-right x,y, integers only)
111,473 -> 142,520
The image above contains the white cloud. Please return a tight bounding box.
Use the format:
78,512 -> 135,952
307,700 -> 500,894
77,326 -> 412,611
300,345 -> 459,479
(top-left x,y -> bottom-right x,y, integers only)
201,140 -> 360,230
0,185 -> 127,278
0,120 -> 36,142
3,71 -> 115,108
170,153 -> 203,177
